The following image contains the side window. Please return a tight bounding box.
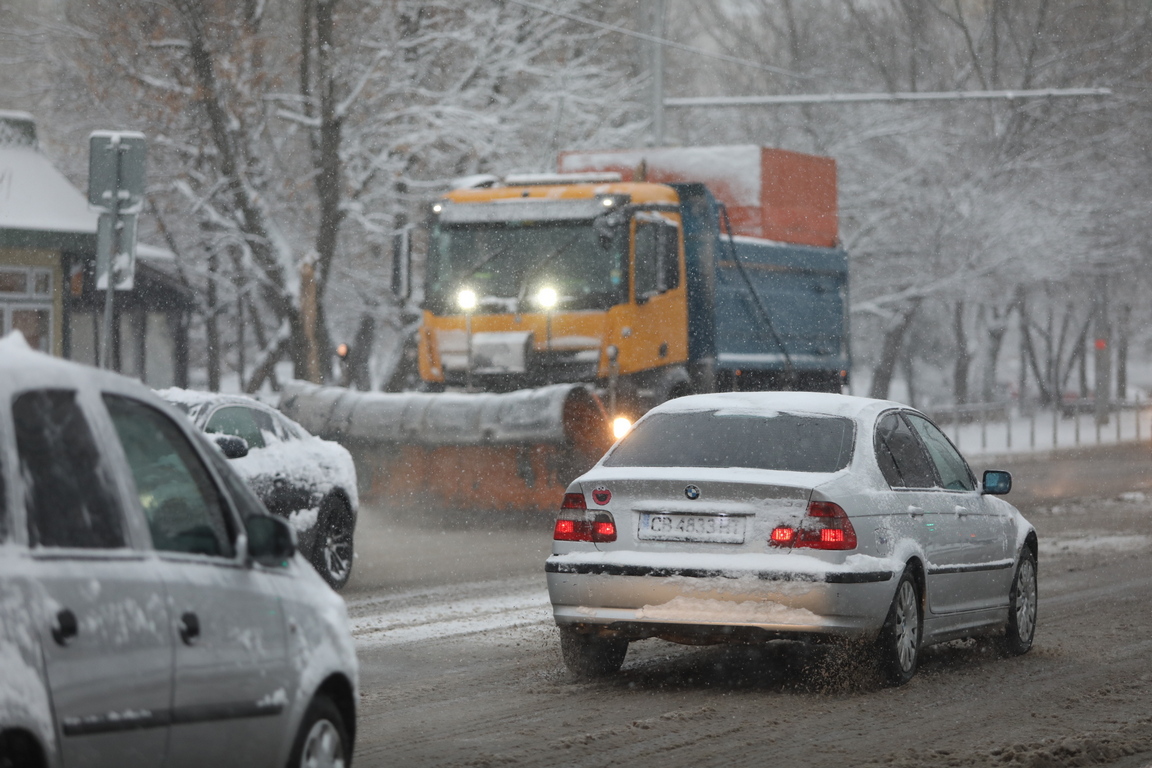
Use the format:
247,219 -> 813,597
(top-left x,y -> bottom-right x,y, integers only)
634,220 -> 658,300
657,222 -> 680,292
205,405 -> 266,450
15,389 -> 126,548
634,219 -> 680,301
274,414 -> 304,442
874,412 -> 937,489
905,414 -> 976,491
250,408 -> 278,445
103,395 -> 236,558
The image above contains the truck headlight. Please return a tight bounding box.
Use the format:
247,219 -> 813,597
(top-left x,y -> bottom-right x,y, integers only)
457,288 -> 478,311
536,286 -> 559,310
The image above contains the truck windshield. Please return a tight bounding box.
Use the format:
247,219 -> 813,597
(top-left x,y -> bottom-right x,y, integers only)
426,219 -> 627,313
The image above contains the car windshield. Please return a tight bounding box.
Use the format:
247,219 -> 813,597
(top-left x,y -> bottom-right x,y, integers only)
603,410 -> 856,473
426,219 -> 627,312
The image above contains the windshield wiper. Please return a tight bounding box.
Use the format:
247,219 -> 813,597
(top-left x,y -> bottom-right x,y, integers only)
457,242 -> 518,284
514,227 -> 599,309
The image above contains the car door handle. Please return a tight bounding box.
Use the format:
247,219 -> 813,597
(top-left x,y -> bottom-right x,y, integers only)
954,506 -> 970,517
907,505 -> 925,518
52,609 -> 78,646
179,612 -> 201,645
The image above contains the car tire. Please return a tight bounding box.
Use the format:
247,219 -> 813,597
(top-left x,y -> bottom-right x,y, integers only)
874,569 -> 921,687
311,496 -> 354,591
1003,548 -> 1038,656
286,695 -> 350,768
559,626 -> 628,678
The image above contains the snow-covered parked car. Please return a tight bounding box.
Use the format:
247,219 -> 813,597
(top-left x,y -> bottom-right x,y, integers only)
546,391 -> 1038,686
0,333 -> 358,768
158,389 -> 359,590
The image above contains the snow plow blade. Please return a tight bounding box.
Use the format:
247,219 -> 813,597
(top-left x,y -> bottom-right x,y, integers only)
279,381 -> 613,514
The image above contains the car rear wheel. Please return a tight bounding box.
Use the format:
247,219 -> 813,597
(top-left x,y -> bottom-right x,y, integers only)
874,570 -> 921,686
1003,549 -> 1037,655
287,696 -> 350,768
311,497 -> 354,590
559,626 -> 628,678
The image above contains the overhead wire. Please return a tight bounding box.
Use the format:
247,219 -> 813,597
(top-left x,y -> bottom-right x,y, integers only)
501,0 -> 811,81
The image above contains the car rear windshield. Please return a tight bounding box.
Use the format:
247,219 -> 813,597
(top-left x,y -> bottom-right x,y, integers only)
603,410 -> 856,472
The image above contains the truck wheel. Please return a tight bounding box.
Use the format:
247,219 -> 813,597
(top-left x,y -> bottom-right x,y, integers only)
559,626 -> 628,678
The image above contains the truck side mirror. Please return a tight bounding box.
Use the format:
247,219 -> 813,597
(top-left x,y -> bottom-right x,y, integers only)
594,214 -> 621,251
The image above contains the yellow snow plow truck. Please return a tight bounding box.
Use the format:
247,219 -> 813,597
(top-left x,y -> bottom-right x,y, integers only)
281,146 -> 849,514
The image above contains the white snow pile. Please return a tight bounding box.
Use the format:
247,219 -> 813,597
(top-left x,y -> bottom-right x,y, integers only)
289,507 -> 320,533
232,434 -> 359,513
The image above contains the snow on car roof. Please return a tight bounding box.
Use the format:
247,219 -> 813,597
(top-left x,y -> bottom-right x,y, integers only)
155,386 -> 232,409
0,331 -> 161,403
0,330 -> 89,378
649,391 -> 905,421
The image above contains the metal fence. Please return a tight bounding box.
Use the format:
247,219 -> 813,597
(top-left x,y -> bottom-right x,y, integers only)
926,400 -> 1150,457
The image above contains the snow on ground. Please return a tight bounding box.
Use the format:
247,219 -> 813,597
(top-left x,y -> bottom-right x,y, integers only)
346,577 -> 549,649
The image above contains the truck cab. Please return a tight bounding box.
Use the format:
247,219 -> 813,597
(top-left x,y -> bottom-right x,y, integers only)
419,174 -> 691,416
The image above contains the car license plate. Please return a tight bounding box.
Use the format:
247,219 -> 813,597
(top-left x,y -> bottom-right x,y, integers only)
638,513 -> 746,544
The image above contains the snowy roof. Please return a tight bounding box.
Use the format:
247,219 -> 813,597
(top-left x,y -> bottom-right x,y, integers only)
0,115 -> 172,261
0,144 -> 97,239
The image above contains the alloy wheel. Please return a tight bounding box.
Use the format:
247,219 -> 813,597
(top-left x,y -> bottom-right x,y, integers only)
894,579 -> 920,673
301,718 -> 346,768
1015,557 -> 1037,642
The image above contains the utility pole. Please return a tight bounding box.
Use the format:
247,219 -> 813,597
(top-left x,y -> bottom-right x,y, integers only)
1093,272 -> 1111,425
650,0 -> 666,146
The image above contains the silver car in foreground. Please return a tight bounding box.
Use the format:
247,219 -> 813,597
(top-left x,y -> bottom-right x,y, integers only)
546,392 -> 1037,686
0,334 -> 357,767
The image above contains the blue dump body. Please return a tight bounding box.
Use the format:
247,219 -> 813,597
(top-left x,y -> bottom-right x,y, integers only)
672,183 -> 850,389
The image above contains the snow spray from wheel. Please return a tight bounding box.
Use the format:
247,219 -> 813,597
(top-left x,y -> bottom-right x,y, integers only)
280,381 -> 613,514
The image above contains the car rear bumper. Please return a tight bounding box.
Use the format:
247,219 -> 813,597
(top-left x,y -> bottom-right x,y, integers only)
546,553 -> 897,640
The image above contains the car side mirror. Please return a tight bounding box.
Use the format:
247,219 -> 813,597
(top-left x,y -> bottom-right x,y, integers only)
982,470 -> 1012,495
215,434 -> 249,459
243,515 -> 296,568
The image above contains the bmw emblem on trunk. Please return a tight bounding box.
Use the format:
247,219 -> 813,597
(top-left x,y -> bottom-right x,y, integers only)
684,485 -> 701,500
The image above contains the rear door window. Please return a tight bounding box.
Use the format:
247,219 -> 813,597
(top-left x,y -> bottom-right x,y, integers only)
874,412 -> 937,489
104,395 -> 236,558
14,389 -> 126,548
604,410 -> 855,472
905,414 -> 976,491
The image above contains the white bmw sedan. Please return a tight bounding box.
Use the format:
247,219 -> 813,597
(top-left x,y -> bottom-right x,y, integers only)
546,392 -> 1037,686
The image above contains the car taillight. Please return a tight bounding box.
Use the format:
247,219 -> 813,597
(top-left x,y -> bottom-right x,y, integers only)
561,492 -> 586,510
769,500 -> 856,551
554,493 -> 616,543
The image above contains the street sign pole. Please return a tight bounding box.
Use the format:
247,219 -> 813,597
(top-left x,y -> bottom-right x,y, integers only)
98,137 -> 123,369
89,131 -> 146,370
